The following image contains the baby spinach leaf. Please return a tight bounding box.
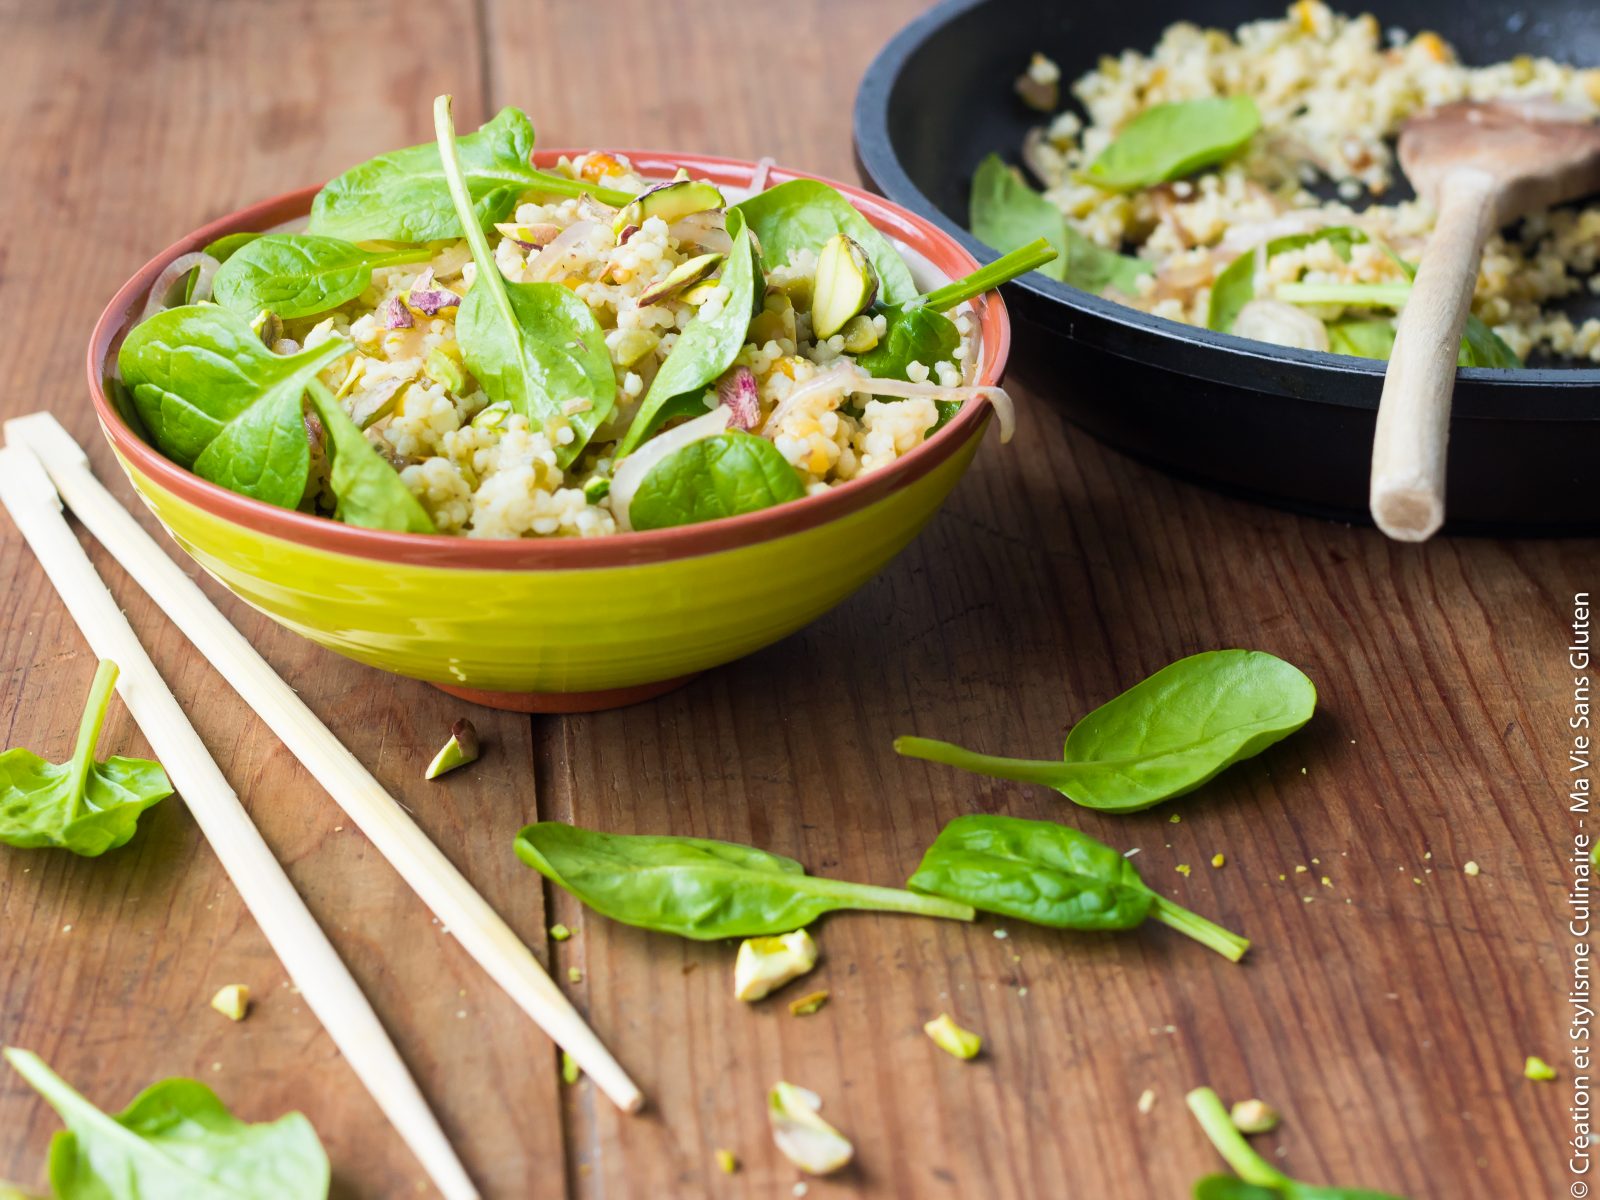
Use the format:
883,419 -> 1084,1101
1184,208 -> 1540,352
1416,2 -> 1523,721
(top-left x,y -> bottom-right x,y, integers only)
1326,318 -> 1397,360
119,304 -> 350,471
184,232 -> 262,304
969,156 -> 1148,294
191,378 -> 314,509
732,179 -> 918,305
895,650 -> 1316,813
969,153 -> 1067,282
311,106 -> 632,244
908,815 -> 1249,960
4,1047 -> 330,1200
1085,96 -> 1261,191
857,238 -> 1057,381
617,222 -> 756,454
305,383 -> 434,532
0,661 -> 171,857
1188,1088 -> 1408,1200
628,431 -> 804,530
213,234 -> 431,320
433,96 -> 614,467
1458,314 -> 1523,368
514,822 -> 975,940
1208,227 -> 1365,333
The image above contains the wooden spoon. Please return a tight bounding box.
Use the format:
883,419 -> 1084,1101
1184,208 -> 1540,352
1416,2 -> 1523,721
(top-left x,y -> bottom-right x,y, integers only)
1370,97 -> 1600,541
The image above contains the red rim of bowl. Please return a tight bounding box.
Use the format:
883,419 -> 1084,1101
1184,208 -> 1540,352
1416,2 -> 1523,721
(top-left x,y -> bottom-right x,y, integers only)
88,150 -> 1011,569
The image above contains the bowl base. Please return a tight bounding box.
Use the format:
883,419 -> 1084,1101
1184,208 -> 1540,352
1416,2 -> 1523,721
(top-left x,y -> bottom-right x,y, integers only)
430,673 -> 701,714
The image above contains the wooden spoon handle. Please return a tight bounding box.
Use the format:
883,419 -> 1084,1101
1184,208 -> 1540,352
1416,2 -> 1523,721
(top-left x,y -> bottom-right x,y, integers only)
1369,168 -> 1498,541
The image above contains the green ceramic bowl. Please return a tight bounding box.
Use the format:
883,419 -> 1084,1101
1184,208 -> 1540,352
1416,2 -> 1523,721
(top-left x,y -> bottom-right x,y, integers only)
89,152 -> 1012,711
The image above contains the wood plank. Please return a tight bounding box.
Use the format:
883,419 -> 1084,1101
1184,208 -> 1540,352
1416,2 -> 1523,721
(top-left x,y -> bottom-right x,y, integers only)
490,1 -> 1585,1196
0,1 -> 566,1196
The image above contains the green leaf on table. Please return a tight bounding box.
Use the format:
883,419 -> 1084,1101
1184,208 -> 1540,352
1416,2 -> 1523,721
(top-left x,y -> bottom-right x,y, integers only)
119,304 -> 350,500
4,1047 -> 329,1200
908,814 -> 1249,959
895,650 -> 1316,813
617,221 -> 756,454
1085,96 -> 1261,191
305,384 -> 434,532
310,106 -> 631,244
213,234 -> 431,320
0,661 -> 171,857
1208,227 -> 1365,333
628,431 -> 804,530
514,822 -> 975,940
732,179 -> 917,305
432,96 -> 615,468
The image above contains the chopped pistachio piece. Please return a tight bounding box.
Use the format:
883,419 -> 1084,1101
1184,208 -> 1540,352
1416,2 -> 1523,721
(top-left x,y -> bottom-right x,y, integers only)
839,313 -> 879,353
582,476 -> 611,504
1211,853 -> 1226,868
768,1082 -> 853,1175
549,923 -> 572,942
714,1148 -> 739,1175
425,718 -> 480,780
472,400 -> 513,431
609,327 -> 660,368
1463,860 -> 1481,877
923,1013 -> 982,1060
567,966 -> 583,984
810,234 -> 878,339
788,989 -> 830,1017
638,252 -> 723,307
561,1050 -> 580,1085
424,346 -> 466,393
1229,1098 -> 1279,1134
613,179 -> 724,236
209,984 -> 250,1022
250,309 -> 284,347
734,929 -> 818,1002
1525,1055 -> 1558,1081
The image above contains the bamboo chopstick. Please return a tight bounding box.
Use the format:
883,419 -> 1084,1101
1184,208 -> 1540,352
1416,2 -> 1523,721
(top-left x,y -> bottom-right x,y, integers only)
5,412 -> 644,1115
0,443 -> 479,1200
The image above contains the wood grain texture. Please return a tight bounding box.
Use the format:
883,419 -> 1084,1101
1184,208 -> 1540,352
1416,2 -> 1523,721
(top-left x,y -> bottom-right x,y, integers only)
0,0 -> 1589,1196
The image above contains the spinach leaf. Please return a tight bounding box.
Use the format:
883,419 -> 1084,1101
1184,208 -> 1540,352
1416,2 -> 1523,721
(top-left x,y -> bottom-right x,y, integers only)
856,238 -> 1057,381
213,234 -> 431,320
1208,227 -> 1365,333
732,179 -> 917,305
1458,314 -> 1522,368
305,383 -> 434,532
190,374 -> 314,509
1326,318 -> 1397,360
514,822 -> 975,939
119,304 -> 350,473
969,155 -> 1149,294
1188,1088 -> 1408,1200
185,232 -> 261,304
895,650 -> 1316,813
0,661 -> 171,857
311,106 -> 632,244
4,1047 -> 329,1200
628,431 -> 804,530
908,815 -> 1249,960
433,96 -> 614,468
969,153 -> 1067,282
616,222 -> 756,454
1085,96 -> 1261,191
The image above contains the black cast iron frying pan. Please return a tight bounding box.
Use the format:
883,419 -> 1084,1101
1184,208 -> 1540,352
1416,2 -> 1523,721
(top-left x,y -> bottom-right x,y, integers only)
853,0 -> 1600,533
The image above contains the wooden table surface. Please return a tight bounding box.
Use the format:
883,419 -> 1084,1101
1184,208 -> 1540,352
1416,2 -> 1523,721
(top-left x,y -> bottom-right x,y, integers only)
0,1 -> 1587,1196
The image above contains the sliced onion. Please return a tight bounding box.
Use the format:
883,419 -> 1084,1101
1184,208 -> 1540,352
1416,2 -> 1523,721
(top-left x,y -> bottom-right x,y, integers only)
757,361 -> 860,438
610,406 -> 732,530
1232,298 -> 1331,353
140,252 -> 220,323
526,220 -> 601,282
749,156 -> 776,193
668,210 -> 732,255
846,372 -> 1017,443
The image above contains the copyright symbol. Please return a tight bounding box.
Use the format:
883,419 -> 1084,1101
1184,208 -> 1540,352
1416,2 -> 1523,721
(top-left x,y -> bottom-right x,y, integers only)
1572,1182 -> 1587,1197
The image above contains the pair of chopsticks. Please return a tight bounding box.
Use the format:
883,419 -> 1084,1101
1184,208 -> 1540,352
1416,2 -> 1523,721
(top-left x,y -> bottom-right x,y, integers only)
0,413 -> 643,1195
